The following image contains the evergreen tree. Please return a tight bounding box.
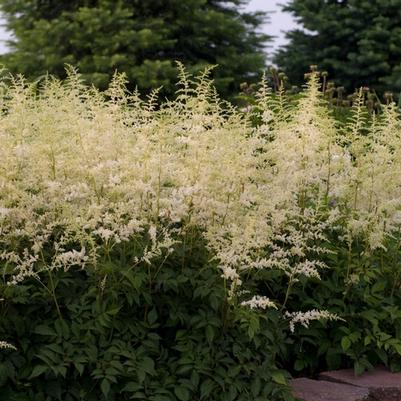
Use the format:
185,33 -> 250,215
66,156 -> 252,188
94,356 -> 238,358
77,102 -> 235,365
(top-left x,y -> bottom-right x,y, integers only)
275,0 -> 401,94
0,0 -> 270,97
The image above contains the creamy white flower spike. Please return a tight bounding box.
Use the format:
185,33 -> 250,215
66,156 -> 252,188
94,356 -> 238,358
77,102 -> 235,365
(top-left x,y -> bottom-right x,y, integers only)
0,341 -> 16,351
285,310 -> 343,333
241,296 -> 277,310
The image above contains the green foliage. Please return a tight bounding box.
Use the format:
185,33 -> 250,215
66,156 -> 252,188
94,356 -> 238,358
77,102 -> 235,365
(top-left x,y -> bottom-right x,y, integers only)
281,229 -> 401,376
275,0 -> 401,95
0,234 -> 291,401
0,0 -> 270,97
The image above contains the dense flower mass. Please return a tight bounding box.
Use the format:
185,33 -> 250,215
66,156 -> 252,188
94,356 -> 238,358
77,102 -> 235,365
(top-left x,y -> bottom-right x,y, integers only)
1,66 -> 401,338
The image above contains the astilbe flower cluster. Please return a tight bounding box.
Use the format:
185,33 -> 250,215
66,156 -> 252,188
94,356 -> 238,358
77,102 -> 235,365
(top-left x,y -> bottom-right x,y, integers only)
1,66 -> 401,339
0,340 -> 16,350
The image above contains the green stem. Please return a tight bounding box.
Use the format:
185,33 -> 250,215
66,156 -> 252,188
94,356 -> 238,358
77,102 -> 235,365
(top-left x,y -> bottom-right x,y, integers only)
390,229 -> 401,300
281,277 -> 293,311
48,271 -> 62,320
346,239 -> 352,282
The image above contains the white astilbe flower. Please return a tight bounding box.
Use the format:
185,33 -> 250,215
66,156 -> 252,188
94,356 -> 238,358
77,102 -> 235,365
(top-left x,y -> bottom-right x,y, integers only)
7,250 -> 40,285
291,260 -> 327,280
0,207 -> 10,218
285,310 -> 343,333
0,341 -> 16,351
241,295 -> 277,310
53,248 -> 88,271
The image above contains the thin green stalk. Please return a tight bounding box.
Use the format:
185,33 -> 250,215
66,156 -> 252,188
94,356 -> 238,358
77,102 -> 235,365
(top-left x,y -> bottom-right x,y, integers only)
281,277 -> 294,311
48,271 -> 62,320
345,239 -> 352,283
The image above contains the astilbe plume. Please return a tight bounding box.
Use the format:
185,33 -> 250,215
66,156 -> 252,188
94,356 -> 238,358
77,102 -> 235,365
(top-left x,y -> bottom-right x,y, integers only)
1,67 -> 401,341
250,71 -> 401,326
344,100 -> 401,250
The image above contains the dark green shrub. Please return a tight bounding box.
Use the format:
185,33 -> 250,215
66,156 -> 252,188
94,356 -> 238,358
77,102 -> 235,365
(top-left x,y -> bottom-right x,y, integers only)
281,231 -> 401,377
0,236 -> 291,401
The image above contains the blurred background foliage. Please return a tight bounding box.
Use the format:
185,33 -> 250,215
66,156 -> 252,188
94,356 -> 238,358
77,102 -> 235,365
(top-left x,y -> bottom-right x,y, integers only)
1,1 -> 401,100
275,0 -> 401,97
0,0 -> 270,98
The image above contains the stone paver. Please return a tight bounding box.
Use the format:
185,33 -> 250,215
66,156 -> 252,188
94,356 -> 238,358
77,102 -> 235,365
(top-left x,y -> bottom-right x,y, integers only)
292,378 -> 370,401
320,367 -> 401,401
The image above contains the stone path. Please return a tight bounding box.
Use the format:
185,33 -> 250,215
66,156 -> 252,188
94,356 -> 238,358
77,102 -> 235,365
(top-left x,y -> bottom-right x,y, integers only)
292,367 -> 401,401
292,378 -> 370,401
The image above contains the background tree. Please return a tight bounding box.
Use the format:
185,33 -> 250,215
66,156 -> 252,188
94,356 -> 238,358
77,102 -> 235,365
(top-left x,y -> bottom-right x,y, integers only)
0,0 -> 270,97
275,0 -> 401,95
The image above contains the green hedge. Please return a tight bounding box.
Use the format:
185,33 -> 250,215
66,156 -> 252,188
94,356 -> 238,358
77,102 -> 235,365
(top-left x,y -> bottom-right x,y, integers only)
0,235 -> 291,401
